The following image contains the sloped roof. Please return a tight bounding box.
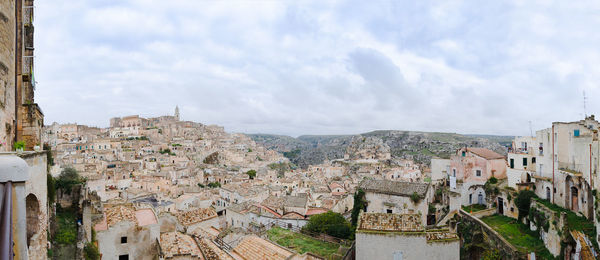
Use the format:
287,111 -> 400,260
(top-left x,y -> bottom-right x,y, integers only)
359,179 -> 429,197
159,232 -> 203,259
177,208 -> 217,226
467,147 -> 504,160
232,235 -> 295,260
358,213 -> 423,232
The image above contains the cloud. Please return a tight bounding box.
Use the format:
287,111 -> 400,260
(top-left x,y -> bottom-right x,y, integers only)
34,0 -> 600,136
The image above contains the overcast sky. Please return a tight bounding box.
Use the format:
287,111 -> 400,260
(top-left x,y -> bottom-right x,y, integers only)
35,0 -> 600,137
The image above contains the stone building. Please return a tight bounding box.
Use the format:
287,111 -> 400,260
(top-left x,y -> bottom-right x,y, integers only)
355,212 -> 459,260
94,205 -> 160,259
450,147 -> 507,206
358,179 -> 431,225
0,1 -> 48,259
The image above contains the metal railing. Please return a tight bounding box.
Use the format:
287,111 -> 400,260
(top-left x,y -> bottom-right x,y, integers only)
23,6 -> 34,26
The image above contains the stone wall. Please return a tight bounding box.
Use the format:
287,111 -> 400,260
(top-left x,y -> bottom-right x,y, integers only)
0,0 -> 16,151
20,151 -> 49,259
356,231 -> 459,260
529,200 -> 565,257
459,209 -> 524,259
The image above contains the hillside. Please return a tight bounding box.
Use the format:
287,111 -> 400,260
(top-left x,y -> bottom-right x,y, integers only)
248,131 -> 513,168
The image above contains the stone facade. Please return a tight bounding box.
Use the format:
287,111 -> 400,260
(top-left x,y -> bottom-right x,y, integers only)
0,0 -> 16,151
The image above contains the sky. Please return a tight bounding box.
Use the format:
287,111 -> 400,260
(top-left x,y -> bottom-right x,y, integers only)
34,0 -> 600,137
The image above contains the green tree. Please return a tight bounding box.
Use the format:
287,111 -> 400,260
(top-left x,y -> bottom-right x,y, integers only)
84,242 -> 100,260
55,167 -> 82,195
302,211 -> 352,239
351,189 -> 365,227
246,170 -> 257,179
47,173 -> 56,205
515,190 -> 536,221
208,182 -> 221,188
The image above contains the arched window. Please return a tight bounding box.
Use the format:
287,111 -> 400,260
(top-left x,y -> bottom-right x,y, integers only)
26,194 -> 40,246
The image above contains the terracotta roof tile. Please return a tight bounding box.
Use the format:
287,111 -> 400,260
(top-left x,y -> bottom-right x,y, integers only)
159,232 -> 203,259
177,208 -> 217,226
359,179 -> 429,197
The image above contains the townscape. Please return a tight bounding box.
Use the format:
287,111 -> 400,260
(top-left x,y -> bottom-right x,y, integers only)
2,1 -> 600,260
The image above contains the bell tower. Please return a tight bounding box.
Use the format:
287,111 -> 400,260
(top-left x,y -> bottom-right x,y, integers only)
175,105 -> 180,121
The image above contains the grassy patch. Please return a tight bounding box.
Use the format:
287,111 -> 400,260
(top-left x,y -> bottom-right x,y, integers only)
55,207 -> 78,245
267,227 -> 340,258
481,215 -> 554,259
533,197 -> 599,251
462,204 -> 488,213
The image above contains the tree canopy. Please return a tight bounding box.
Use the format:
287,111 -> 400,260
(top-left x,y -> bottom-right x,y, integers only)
302,211 -> 352,239
246,170 -> 257,179
55,167 -> 82,195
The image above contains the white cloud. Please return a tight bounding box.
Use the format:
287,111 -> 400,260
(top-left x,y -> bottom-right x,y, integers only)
33,0 -> 600,136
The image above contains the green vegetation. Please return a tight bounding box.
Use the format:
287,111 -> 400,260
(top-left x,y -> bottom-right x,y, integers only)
47,173 -> 56,205
481,215 -> 553,259
246,169 -> 257,179
533,197 -> 599,251
283,149 -> 301,159
247,148 -> 252,152
171,143 -> 182,147
462,204 -> 488,213
207,182 -> 221,188
55,206 -> 78,245
56,167 -> 82,195
14,140 -> 25,150
159,148 -> 176,156
410,192 -> 422,203
84,242 -> 99,260
267,227 -> 340,258
126,136 -> 148,141
268,162 -> 297,174
351,189 -> 366,227
515,190 -> 536,220
197,183 -> 205,188
303,211 -> 352,239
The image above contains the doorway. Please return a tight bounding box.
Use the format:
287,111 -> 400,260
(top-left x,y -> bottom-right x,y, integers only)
497,197 -> 504,215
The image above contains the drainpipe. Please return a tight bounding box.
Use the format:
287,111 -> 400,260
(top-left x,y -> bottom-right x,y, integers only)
552,125 -> 555,204
590,144 -> 593,188
0,182 -> 13,260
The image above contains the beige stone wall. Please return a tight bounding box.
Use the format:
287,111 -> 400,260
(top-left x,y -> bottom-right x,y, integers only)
0,0 -> 16,151
356,232 -> 459,260
22,152 -> 49,259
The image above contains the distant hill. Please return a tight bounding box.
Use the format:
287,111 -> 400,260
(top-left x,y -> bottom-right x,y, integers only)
249,131 -> 513,168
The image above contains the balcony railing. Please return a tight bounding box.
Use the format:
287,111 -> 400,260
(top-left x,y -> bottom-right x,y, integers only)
23,6 -> 34,26
22,55 -> 35,88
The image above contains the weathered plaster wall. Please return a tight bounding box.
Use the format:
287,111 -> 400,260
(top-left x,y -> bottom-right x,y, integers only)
356,232 -> 459,260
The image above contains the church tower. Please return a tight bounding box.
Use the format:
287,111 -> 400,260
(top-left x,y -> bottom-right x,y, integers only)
175,105 -> 180,120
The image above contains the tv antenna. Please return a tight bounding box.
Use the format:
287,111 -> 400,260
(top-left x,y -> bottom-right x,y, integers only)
528,121 -> 533,137
584,91 -> 588,118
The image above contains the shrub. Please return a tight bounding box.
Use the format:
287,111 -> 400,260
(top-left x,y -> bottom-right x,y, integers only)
56,167 -> 82,195
84,242 -> 100,260
303,211 -> 352,239
246,170 -> 257,179
410,192 -> 422,203
515,190 -> 536,221
351,189 -> 366,227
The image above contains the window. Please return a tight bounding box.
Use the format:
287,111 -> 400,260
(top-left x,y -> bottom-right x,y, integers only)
574,129 -> 580,137
387,209 -> 393,214
462,151 -> 466,157
476,170 -> 481,177
523,158 -> 528,166
452,169 -> 456,177
119,255 -> 129,260
532,157 -> 536,164
121,236 -> 127,244
510,159 -> 514,169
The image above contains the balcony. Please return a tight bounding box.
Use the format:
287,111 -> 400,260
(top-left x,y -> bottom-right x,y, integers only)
22,56 -> 34,87
23,6 -> 34,27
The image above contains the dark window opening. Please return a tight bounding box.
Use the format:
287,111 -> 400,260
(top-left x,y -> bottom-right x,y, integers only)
387,209 -> 393,214
121,236 -> 127,244
532,157 -> 536,164
523,158 -> 528,166
119,255 -> 129,260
